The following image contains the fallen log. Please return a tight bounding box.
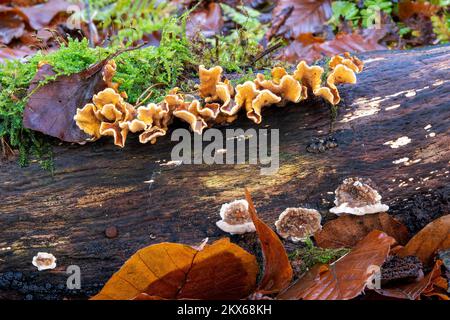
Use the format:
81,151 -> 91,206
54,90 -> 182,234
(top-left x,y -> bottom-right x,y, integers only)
0,45 -> 449,299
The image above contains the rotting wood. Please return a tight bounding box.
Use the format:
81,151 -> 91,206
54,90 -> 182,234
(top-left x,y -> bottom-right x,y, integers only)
0,45 -> 449,299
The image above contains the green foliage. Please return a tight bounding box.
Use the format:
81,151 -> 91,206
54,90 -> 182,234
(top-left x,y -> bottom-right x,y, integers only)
199,4 -> 269,72
329,0 -> 392,29
73,0 -> 176,46
289,238 -> 350,275
431,12 -> 450,43
114,17 -> 194,103
0,38 -> 109,167
0,18 -> 193,167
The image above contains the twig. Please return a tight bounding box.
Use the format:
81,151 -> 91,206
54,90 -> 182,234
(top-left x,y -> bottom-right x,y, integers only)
247,42 -> 284,68
266,5 -> 294,41
84,0 -> 95,47
1,137 -> 14,159
135,83 -> 165,107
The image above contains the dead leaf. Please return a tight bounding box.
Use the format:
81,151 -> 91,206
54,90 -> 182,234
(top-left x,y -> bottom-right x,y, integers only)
23,61 -> 107,143
398,0 -> 440,21
271,0 -> 332,38
375,260 -> 447,300
0,11 -> 25,44
279,31 -> 386,64
15,0 -> 71,30
91,238 -> 258,300
245,189 -> 293,294
0,45 -> 34,62
397,214 -> 450,267
186,2 -> 223,38
315,212 -> 410,249
278,230 -> 396,300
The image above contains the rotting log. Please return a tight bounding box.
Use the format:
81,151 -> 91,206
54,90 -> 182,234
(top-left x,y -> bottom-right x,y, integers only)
0,45 -> 449,299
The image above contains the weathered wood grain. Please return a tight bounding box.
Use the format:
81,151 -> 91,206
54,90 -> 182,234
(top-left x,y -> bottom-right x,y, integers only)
0,45 -> 449,299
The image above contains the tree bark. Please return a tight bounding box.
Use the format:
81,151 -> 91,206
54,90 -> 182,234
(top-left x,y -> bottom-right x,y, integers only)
0,45 -> 449,299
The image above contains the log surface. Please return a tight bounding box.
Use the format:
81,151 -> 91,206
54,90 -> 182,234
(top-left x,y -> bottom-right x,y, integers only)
0,45 -> 449,299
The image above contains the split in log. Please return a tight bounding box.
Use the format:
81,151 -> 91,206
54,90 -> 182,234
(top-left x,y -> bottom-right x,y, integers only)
0,45 -> 449,299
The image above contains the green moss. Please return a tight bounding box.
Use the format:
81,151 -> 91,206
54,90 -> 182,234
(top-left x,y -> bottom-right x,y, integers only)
289,238 -> 350,275
0,5 -> 273,168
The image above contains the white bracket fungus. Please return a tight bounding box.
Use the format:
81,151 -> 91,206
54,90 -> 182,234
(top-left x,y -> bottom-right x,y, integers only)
216,199 -> 256,235
32,252 -> 57,271
275,207 -> 322,242
330,177 -> 389,216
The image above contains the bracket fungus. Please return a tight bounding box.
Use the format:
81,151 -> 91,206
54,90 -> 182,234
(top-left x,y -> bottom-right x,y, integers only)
216,199 -> 256,235
235,81 -> 281,124
330,177 -> 389,216
74,88 -> 135,147
32,252 -> 56,271
329,52 -> 364,73
275,207 -> 322,242
73,53 -> 363,147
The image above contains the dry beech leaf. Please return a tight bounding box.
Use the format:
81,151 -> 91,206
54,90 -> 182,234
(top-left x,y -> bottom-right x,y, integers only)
398,0 -> 440,21
271,0 -> 332,37
278,230 -> 396,300
186,2 -> 223,38
315,212 -> 410,249
4,0 -> 71,31
375,260 -> 447,300
280,31 -> 385,64
23,62 -> 107,143
245,189 -> 293,294
91,238 -> 258,300
397,215 -> 450,267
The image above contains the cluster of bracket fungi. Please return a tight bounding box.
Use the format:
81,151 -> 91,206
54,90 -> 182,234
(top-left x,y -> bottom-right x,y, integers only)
216,177 -> 389,242
74,53 -> 364,148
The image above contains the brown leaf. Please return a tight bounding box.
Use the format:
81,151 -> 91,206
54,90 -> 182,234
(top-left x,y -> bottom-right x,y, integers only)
186,2 -> 223,38
398,0 -> 440,21
0,10 -> 25,44
278,230 -> 396,300
16,0 -> 70,30
91,238 -> 258,300
0,45 -> 34,62
375,260 -> 447,300
397,214 -> 450,267
279,31 -> 386,64
23,61 -> 107,143
245,189 -> 293,294
315,212 -> 410,249
271,0 -> 332,38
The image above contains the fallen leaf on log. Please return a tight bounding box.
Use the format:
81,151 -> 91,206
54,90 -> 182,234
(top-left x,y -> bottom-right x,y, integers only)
397,214 -> 450,267
245,189 -> 293,294
278,230 -> 396,300
375,260 -> 448,300
315,212 -> 410,249
92,238 -> 258,300
271,0 -> 332,38
22,61 -> 107,143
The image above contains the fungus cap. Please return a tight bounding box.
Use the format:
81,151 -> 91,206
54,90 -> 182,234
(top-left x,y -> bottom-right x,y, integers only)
275,207 -> 322,242
330,177 -> 389,216
32,252 -> 57,271
198,65 -> 223,98
216,199 -> 256,235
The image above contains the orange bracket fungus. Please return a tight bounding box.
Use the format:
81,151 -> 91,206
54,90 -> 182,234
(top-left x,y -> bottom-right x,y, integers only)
216,199 -> 256,235
74,53 -> 363,147
330,177 -> 389,216
275,207 -> 322,242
